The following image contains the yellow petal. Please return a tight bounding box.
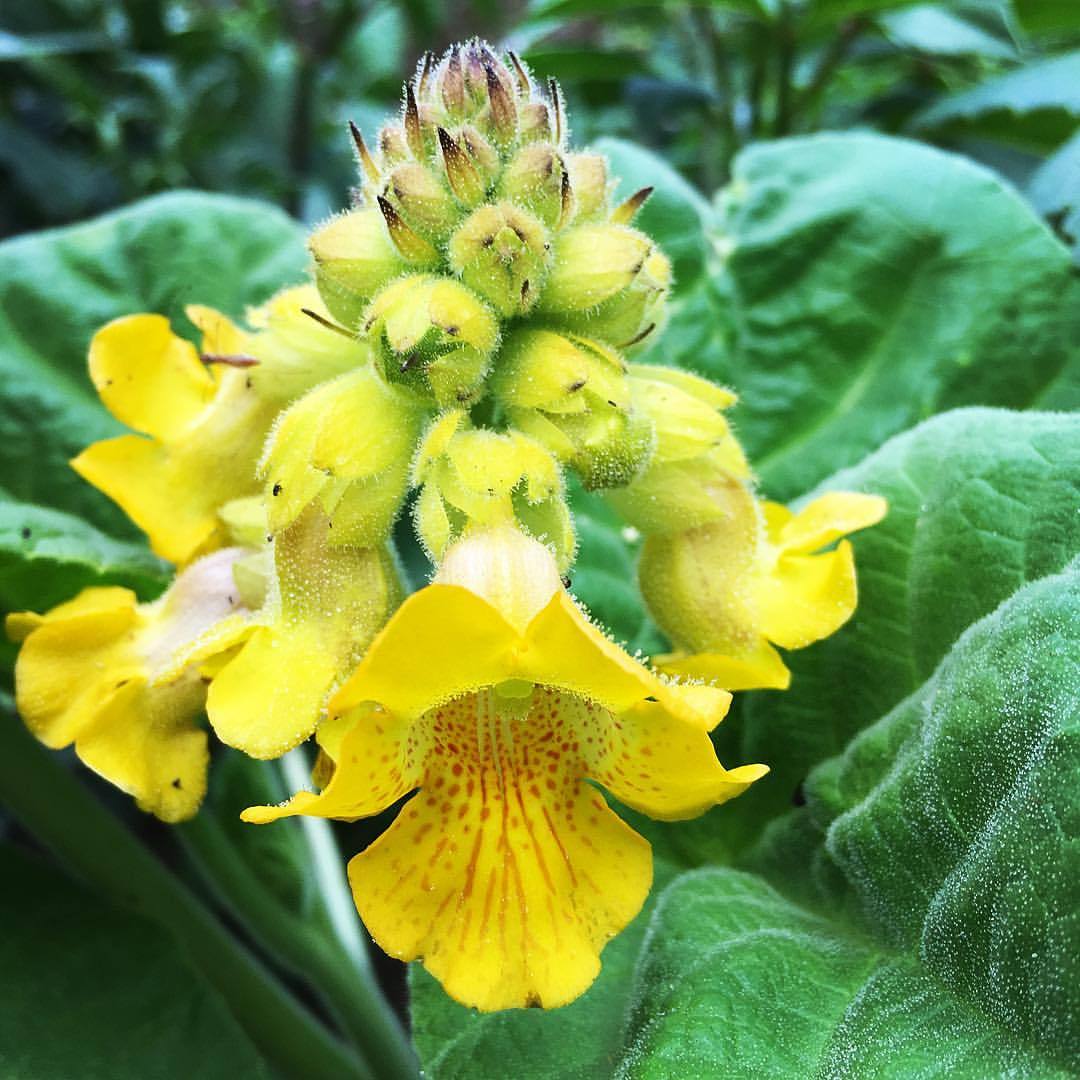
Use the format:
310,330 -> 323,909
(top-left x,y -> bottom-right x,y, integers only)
13,590 -> 139,747
330,585 -> 517,719
757,540 -> 859,650
771,492 -> 887,555
72,435 -> 223,564
345,690 -> 652,1011
243,703 -> 421,823
88,315 -> 215,440
76,678 -> 208,823
585,696 -> 766,821
658,640 -> 792,691
518,592 -> 657,713
206,625 -> 338,758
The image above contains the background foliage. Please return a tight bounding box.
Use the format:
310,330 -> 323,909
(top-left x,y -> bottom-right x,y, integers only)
1,1 -> 1077,1078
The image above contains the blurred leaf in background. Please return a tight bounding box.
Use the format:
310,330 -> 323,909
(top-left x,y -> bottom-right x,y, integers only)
4,0 -> 1079,239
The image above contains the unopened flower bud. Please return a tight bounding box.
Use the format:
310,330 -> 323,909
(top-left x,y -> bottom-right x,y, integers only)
378,123 -> 410,165
362,274 -> 499,407
310,208 -> 407,329
447,203 -> 552,317
561,247 -> 671,349
519,102 -> 552,144
565,153 -> 609,219
538,223 -> 652,314
260,366 -> 423,544
499,143 -> 567,228
412,412 -> 572,567
602,366 -> 749,532
385,162 -> 459,241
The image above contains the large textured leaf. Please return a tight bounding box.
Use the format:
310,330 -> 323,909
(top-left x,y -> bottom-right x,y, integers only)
0,845 -> 272,1079
0,191 -> 307,534
913,50 -> 1080,151
702,408 -> 1080,853
0,490 -> 168,615
704,133 -> 1079,499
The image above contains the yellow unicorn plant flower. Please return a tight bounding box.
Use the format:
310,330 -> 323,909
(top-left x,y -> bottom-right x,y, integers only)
72,285 -> 367,565
170,508 -> 404,760
641,488 -> 888,690
6,548 -> 248,821
243,525 -> 766,1011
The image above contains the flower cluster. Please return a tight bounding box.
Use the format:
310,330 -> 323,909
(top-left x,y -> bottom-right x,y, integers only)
8,41 -> 884,1011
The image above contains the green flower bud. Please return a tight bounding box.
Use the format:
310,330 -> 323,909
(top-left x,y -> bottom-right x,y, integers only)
309,208 -> 407,329
602,365 -> 750,532
447,203 -> 552,317
385,162 -> 459,241
565,153 -> 609,220
260,366 -> 424,544
362,274 -> 499,407
499,143 -> 568,228
539,223 -> 653,313
412,411 -> 572,567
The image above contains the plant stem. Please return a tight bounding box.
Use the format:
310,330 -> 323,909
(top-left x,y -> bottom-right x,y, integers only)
178,809 -> 417,1080
793,17 -> 867,128
773,3 -> 796,135
0,719 -> 370,1080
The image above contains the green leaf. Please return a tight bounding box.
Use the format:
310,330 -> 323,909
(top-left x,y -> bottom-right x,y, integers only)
1013,0 -> 1080,34
0,190 -> 307,534
0,844 -> 272,1080
912,50 -> 1080,152
706,133 -> 1079,499
0,490 -> 169,614
880,4 -> 1016,59
592,136 -> 713,294
1028,128 -> 1080,259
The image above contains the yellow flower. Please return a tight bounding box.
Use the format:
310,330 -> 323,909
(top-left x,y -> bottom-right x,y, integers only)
6,549 -> 248,821
243,526 -> 765,1011
642,490 -> 887,690
72,285 -> 367,565
173,509 -> 403,760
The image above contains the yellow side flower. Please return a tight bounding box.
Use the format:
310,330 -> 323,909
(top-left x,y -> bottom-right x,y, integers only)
172,509 -> 404,760
6,549 -> 248,821
243,526 -> 765,1011
642,491 -> 887,690
72,286 -> 367,565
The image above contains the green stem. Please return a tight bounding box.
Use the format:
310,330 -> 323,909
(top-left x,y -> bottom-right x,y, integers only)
0,719 -> 368,1080
773,4 -> 796,135
177,755 -> 417,1080
792,16 -> 867,128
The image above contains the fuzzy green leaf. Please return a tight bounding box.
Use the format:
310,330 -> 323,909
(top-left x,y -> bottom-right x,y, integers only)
0,845 -> 272,1079
703,133 -> 1079,499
